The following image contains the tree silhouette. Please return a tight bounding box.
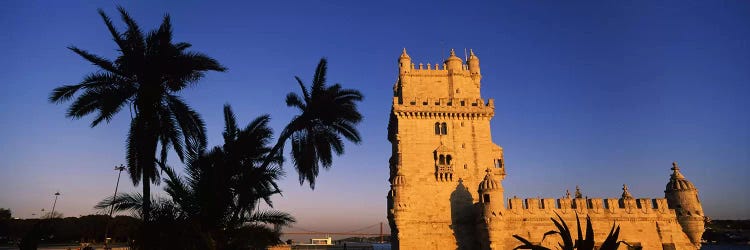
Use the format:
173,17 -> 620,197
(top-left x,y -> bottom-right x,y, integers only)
97,105 -> 294,249
264,58 -> 364,188
49,7 -> 225,227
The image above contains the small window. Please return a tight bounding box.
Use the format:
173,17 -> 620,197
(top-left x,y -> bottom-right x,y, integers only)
494,159 -> 503,168
463,164 -> 467,169
440,122 -> 447,135
483,194 -> 491,203
446,155 -> 452,165
434,122 -> 440,135
439,155 -> 445,165
456,88 -> 460,93
460,101 -> 465,106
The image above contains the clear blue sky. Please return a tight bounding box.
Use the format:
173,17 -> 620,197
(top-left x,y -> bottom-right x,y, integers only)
1,1 -> 748,234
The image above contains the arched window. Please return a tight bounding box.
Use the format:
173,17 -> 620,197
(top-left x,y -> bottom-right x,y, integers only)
434,122 -> 440,135
440,122 -> 447,135
439,155 -> 445,165
446,155 -> 452,165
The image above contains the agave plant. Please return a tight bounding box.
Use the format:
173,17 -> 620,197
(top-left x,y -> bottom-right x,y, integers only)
513,213 -> 621,250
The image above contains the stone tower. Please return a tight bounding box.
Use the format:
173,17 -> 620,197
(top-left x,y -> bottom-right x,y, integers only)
387,49 -> 703,250
387,49 -> 504,250
665,162 -> 706,247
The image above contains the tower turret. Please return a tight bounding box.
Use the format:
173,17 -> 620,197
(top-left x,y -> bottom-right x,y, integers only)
479,169 -> 504,215
665,162 -> 705,247
399,48 -> 411,75
390,170 -> 407,211
444,49 -> 463,72
479,169 -> 504,250
468,49 -> 481,76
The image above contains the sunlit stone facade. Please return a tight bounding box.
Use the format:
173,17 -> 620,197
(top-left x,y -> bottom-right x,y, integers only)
386,49 -> 704,250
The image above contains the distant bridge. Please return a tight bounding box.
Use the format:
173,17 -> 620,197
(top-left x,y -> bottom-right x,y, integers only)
283,222 -> 389,240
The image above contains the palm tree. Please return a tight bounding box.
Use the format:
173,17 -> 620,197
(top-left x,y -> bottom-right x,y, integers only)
49,7 -> 225,224
263,58 -> 364,188
97,105 -> 295,249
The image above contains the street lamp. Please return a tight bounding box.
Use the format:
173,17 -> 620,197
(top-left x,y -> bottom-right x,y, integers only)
104,164 -> 126,249
50,191 -> 60,219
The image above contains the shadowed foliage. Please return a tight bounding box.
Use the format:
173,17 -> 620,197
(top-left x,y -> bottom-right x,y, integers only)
96,105 -> 294,250
262,58 -> 364,188
513,213 -> 621,250
49,7 -> 225,225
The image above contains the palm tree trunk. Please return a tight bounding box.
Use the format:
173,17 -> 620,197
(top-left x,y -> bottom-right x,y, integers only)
135,100 -> 160,249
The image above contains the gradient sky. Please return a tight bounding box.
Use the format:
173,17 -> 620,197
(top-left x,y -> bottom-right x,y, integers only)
1,1 -> 749,235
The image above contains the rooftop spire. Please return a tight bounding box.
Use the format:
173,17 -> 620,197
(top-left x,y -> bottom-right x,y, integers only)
622,184 -> 634,200
574,185 -> 583,198
666,161 -> 696,191
400,48 -> 410,59
671,161 -> 685,179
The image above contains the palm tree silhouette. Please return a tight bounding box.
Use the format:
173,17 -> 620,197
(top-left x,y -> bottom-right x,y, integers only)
97,105 -> 294,249
266,58 -> 364,188
49,7 -> 225,224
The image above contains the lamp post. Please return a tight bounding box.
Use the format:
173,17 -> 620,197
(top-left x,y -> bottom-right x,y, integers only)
104,164 -> 126,249
50,192 -> 60,218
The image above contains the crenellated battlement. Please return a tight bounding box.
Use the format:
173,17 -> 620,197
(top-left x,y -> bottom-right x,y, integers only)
392,97 -> 494,118
501,197 -> 673,215
394,96 -> 494,108
401,62 -> 473,75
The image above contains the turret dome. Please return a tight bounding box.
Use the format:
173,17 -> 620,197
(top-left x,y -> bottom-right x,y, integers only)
666,162 -> 696,191
479,169 -> 500,192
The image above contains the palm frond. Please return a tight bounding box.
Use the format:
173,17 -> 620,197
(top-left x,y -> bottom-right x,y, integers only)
294,76 -> 310,102
312,58 -> 327,93
67,46 -> 121,75
97,9 -> 126,51
116,6 -> 145,53
94,192 -> 144,214
249,210 -> 296,226
167,95 -> 207,159
49,84 -> 84,103
126,117 -> 141,185
222,104 -> 239,143
285,92 -> 306,110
